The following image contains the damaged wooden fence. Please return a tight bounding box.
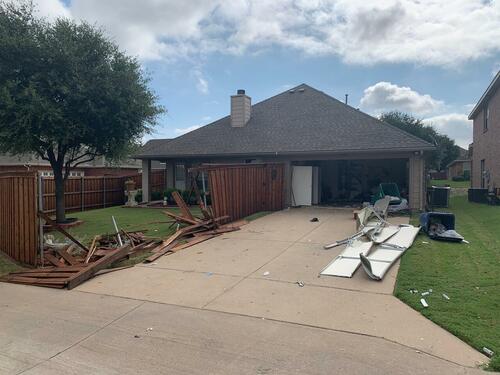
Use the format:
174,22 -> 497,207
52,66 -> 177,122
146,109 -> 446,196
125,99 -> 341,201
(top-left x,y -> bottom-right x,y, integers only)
193,163 -> 284,222
0,172 -> 39,265
41,170 -> 166,213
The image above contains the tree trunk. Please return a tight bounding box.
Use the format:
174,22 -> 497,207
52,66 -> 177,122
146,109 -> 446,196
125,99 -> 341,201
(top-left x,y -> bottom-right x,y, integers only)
53,167 -> 66,223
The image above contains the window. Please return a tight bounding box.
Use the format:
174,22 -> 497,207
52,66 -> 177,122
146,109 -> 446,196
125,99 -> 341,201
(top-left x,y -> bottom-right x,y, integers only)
40,171 -> 54,177
69,171 -> 84,177
484,103 -> 489,132
175,164 -> 186,190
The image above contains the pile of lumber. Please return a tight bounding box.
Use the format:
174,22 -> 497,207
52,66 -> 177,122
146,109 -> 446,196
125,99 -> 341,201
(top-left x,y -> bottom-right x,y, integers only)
143,191 -> 246,262
1,191 -> 246,289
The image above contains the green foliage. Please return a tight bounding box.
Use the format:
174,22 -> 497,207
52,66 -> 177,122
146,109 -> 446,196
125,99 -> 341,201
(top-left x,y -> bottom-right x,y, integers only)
463,170 -> 471,181
0,1 -> 164,221
380,111 -> 460,171
151,191 -> 163,201
0,252 -> 21,277
163,188 -> 181,204
396,196 -> 500,371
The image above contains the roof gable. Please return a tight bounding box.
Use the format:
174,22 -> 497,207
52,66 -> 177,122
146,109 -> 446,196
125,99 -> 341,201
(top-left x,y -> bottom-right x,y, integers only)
137,84 -> 434,158
469,71 -> 500,119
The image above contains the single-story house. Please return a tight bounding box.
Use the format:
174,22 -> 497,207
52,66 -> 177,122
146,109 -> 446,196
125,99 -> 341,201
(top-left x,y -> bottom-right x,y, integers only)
469,70 -> 500,189
136,84 -> 434,210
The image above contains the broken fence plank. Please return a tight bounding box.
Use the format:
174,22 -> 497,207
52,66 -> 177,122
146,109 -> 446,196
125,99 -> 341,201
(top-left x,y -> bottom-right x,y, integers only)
55,246 -> 79,266
38,211 -> 90,253
172,234 -> 218,251
94,265 -> 133,276
85,235 -> 100,263
163,210 -> 200,226
66,245 -> 132,290
44,253 -> 65,267
172,191 -> 196,221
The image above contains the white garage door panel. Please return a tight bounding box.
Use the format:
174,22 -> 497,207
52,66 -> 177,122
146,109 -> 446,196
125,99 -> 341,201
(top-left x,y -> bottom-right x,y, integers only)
292,166 -> 313,206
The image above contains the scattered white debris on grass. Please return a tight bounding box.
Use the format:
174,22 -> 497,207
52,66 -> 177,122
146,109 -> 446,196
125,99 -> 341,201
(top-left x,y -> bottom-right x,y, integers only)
442,293 -> 450,300
420,298 -> 429,308
483,347 -> 494,357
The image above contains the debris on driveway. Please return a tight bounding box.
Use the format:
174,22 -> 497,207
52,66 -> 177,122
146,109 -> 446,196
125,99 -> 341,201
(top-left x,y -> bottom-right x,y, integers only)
1,191 -> 246,289
321,199 -> 419,280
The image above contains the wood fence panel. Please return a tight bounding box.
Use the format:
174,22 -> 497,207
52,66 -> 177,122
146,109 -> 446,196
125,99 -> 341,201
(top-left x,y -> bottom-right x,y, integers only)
41,170 -> 167,213
0,172 -> 38,265
201,164 -> 284,222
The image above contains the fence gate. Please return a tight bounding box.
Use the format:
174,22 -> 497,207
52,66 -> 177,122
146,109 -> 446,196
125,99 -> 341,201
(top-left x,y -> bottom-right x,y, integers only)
193,163 -> 284,222
0,172 -> 39,265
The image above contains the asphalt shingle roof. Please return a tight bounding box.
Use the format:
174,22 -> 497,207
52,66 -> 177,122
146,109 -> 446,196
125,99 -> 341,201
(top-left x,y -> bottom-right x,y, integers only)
137,84 -> 434,159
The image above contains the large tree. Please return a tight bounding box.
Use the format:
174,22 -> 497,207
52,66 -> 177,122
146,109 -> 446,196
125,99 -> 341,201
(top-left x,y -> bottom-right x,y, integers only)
0,1 -> 164,222
380,111 -> 460,171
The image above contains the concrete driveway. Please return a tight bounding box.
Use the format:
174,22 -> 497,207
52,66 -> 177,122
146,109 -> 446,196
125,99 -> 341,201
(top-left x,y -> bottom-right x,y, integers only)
1,207 -> 488,374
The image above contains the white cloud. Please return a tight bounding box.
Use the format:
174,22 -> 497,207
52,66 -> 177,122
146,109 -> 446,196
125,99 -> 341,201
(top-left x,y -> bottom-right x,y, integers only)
174,125 -> 201,135
35,0 -> 71,20
360,81 -> 443,116
192,70 -> 209,95
34,0 -> 500,66
423,113 -> 472,148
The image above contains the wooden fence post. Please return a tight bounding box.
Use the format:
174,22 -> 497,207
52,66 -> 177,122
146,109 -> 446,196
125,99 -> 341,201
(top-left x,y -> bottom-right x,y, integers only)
38,174 -> 44,266
103,176 -> 106,208
80,176 -> 84,211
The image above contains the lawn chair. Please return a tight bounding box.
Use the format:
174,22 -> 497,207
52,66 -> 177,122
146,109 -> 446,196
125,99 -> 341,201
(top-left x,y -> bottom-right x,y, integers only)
372,183 -> 402,206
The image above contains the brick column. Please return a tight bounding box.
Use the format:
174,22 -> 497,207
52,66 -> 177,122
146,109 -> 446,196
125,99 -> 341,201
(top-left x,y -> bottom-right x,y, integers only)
409,154 -> 425,211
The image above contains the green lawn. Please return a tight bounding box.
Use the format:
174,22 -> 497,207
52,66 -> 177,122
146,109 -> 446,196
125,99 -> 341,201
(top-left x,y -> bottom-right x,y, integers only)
63,206 -> 196,245
430,179 -> 471,188
395,196 -> 500,371
0,253 -> 22,277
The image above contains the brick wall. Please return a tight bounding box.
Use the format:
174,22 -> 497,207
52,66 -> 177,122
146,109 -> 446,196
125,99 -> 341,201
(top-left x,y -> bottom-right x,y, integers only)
472,86 -> 500,189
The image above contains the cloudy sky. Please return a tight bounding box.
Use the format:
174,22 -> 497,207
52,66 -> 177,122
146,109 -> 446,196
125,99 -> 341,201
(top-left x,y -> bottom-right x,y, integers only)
37,0 -> 500,148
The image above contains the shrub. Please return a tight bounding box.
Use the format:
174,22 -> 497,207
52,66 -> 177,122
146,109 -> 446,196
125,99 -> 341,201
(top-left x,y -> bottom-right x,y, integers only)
135,189 -> 142,203
163,188 -> 180,204
151,191 -> 163,201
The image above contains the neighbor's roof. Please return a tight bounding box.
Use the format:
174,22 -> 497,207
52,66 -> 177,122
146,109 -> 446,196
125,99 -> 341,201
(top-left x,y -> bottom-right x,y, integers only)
446,159 -> 471,168
469,71 -> 500,119
0,153 -> 141,169
136,84 -> 434,159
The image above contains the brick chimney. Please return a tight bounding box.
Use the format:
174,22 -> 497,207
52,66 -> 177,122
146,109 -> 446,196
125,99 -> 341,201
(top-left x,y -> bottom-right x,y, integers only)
230,89 -> 251,127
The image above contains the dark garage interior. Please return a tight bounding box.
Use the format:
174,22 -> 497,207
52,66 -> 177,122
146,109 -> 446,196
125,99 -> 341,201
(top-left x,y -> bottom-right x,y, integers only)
317,159 -> 408,204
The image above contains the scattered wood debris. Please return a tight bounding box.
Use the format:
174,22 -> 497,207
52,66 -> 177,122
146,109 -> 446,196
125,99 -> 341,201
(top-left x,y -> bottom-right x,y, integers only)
1,192 -> 246,289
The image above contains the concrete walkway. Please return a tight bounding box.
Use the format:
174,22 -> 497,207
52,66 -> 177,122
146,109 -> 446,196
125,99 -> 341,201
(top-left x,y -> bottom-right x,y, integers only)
0,283 -> 485,374
1,207 -> 488,374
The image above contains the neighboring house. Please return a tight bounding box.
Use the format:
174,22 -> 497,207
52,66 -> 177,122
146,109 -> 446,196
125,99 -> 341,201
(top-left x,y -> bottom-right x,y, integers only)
0,154 -> 142,176
469,71 -> 500,190
447,159 -> 471,179
446,147 -> 471,179
136,84 -> 434,210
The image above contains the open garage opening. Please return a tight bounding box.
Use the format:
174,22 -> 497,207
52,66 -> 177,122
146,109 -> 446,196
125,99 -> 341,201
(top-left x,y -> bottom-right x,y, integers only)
291,158 -> 408,206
